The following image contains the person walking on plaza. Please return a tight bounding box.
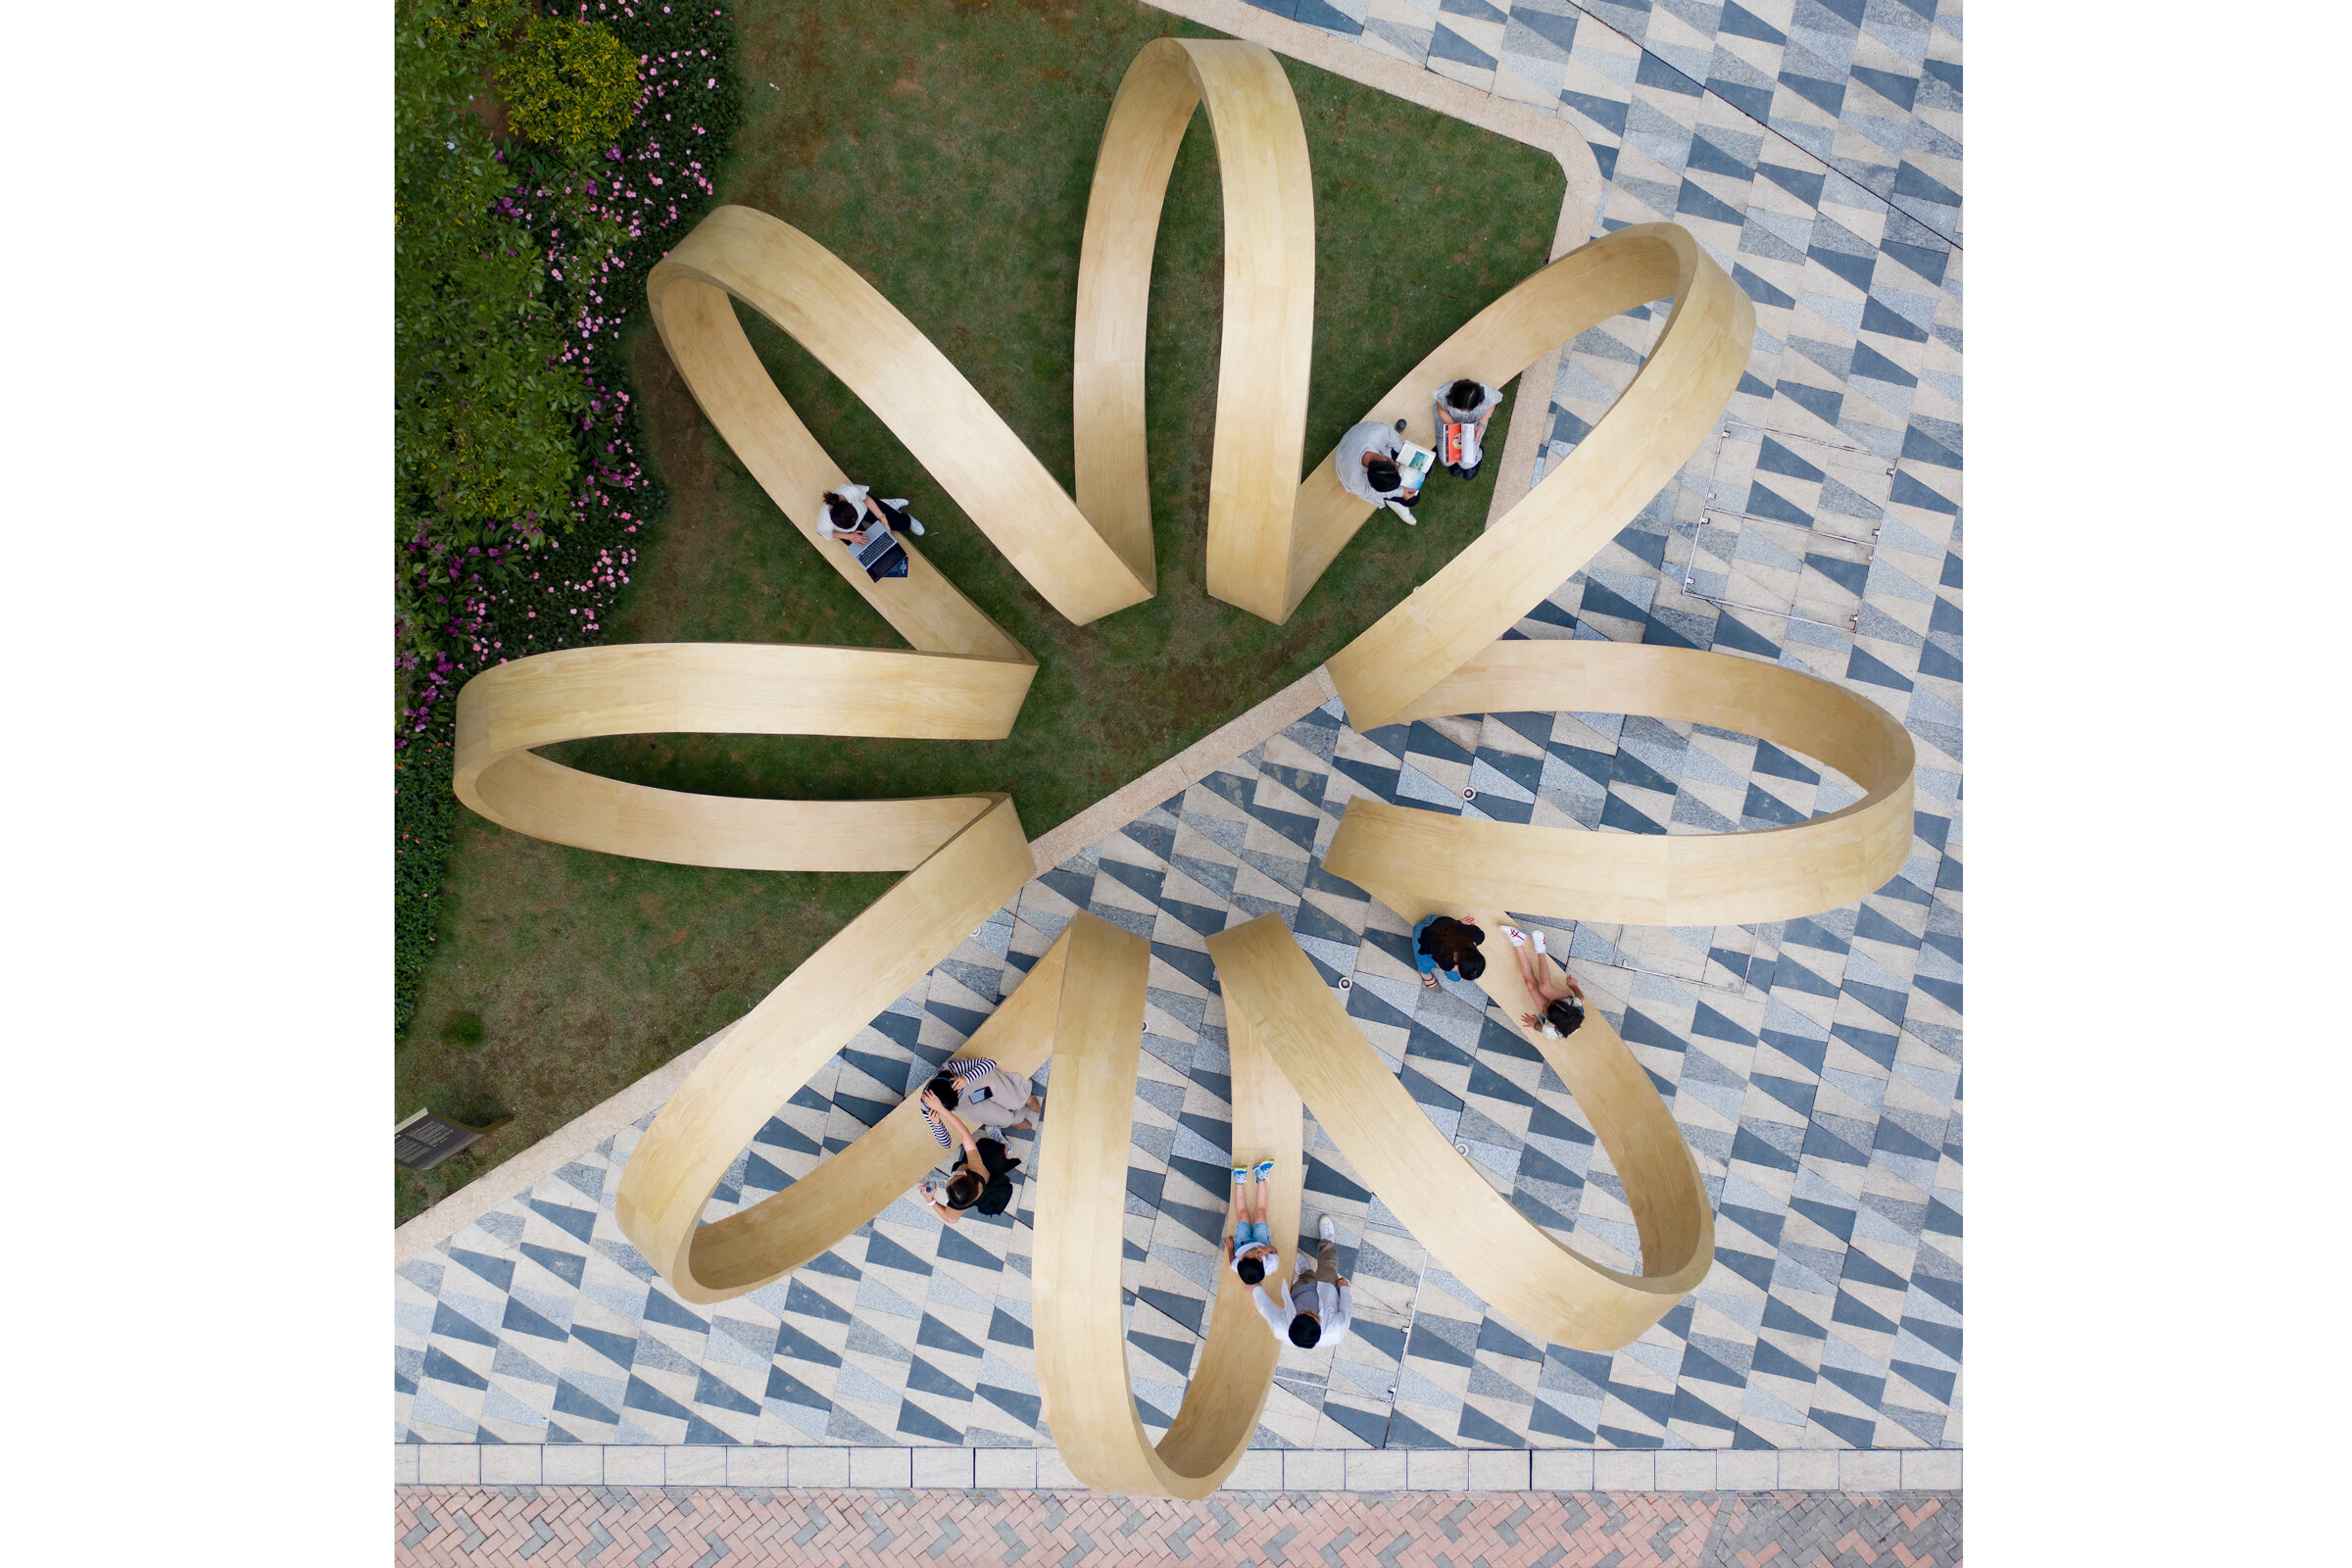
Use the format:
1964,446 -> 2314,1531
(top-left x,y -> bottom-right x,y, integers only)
1227,1159 -> 1280,1286
1432,377 -> 1502,480
1334,417 -> 1425,525
1498,923 -> 1588,1039
1251,1215 -> 1352,1350
1411,912 -> 1488,991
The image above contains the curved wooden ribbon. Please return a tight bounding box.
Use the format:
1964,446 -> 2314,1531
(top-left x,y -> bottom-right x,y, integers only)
1208,914 -> 1712,1350
1030,914 -> 1303,1496
1323,641 -> 1918,927
1076,37 -> 1315,620
611,795 -> 1036,1300
1323,221 -> 1754,726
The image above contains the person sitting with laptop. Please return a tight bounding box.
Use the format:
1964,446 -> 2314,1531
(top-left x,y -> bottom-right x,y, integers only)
819,483 -> 927,580
1335,417 -> 1426,526
1432,377 -> 1501,481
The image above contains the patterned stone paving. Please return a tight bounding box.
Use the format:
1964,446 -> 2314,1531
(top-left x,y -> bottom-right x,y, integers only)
1242,0 -> 1962,243
397,0 -> 1959,1462
391,1486 -> 1961,1566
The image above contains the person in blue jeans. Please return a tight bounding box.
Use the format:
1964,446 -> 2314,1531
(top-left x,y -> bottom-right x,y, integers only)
1227,1159 -> 1279,1286
1410,913 -> 1488,990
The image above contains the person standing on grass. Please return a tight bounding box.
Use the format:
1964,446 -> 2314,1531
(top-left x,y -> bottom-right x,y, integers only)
1227,1159 -> 1280,1287
1251,1215 -> 1352,1350
1410,913 -> 1488,991
1497,923 -> 1588,1038
1432,377 -> 1502,480
1335,417 -> 1424,525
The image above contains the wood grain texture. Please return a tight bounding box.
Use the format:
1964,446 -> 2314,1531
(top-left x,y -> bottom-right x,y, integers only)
1031,914 -> 1303,1496
1207,915 -> 1711,1350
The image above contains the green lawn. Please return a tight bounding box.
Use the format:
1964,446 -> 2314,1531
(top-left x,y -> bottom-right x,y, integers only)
393,0 -> 1562,1223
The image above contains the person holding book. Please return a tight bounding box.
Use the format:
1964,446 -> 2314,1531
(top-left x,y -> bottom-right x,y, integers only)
1432,377 -> 1502,480
1251,1215 -> 1352,1350
819,483 -> 926,580
1335,417 -> 1425,525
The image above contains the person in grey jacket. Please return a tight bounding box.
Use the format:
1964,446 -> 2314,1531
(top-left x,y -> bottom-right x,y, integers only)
1335,418 -> 1423,525
1432,378 -> 1502,480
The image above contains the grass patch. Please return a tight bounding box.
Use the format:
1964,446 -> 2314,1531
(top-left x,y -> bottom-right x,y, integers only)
394,0 -> 1562,1223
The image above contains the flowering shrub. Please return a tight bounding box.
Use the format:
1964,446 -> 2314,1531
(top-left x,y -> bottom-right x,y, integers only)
396,0 -> 739,1033
501,17 -> 642,156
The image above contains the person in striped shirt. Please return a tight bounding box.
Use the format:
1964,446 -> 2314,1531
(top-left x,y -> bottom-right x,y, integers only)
917,1058 -> 1041,1149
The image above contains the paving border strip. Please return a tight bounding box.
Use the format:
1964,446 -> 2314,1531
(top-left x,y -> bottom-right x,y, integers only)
396,1443 -> 1960,1493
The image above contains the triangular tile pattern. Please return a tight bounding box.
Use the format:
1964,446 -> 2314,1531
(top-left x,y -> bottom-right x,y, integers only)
400,693 -> 1962,1455
1275,0 -> 1960,240
398,3 -> 1959,1457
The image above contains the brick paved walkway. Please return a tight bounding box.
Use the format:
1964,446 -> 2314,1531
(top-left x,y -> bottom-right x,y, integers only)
392,1487 -> 1959,1566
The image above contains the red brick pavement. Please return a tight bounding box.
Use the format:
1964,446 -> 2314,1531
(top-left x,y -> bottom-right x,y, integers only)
393,1486 -> 1725,1567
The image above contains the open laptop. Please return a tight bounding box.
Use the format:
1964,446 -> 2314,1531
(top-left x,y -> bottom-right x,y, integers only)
850,521 -> 908,580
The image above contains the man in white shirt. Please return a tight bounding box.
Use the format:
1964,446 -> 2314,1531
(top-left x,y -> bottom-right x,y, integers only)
1252,1215 -> 1353,1350
1334,418 -> 1423,525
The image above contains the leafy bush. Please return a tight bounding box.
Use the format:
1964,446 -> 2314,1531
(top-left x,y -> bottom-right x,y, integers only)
502,17 -> 642,155
394,0 -> 590,627
394,2 -> 740,1042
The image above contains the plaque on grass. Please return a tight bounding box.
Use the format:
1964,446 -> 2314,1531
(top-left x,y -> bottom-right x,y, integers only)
395,1108 -> 508,1171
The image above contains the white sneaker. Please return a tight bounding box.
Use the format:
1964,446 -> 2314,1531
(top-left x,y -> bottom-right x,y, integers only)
1318,1215 -> 1337,1243
907,518 -> 926,536
1531,930 -> 1548,956
1389,502 -> 1418,526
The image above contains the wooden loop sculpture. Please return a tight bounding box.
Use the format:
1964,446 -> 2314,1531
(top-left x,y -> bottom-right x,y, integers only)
1029,915 -> 1304,1496
1323,641 -> 1918,927
1209,915 -> 1711,1348
445,34 -> 1922,1494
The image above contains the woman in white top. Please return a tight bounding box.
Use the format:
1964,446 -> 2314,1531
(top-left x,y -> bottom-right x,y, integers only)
818,483 -> 929,547
1432,378 -> 1502,480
